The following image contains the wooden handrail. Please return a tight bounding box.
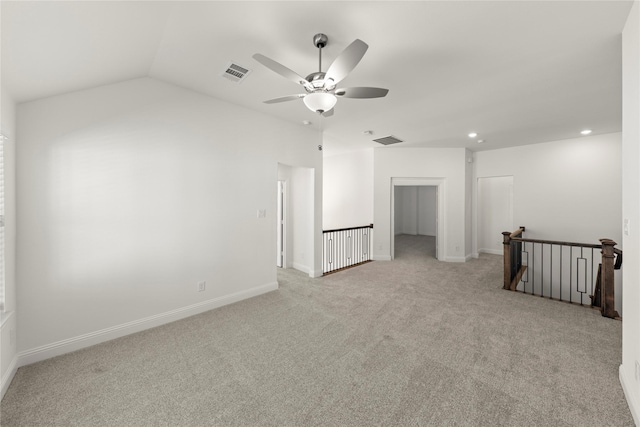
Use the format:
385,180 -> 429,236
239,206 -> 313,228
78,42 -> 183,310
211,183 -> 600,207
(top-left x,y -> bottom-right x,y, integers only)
502,226 -> 622,319
511,237 -> 602,249
510,226 -> 525,238
323,224 -> 373,234
614,248 -> 623,270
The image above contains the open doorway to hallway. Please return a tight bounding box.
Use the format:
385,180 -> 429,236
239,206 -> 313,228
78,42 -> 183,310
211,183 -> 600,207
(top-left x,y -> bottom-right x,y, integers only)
393,185 -> 438,260
277,163 -> 315,276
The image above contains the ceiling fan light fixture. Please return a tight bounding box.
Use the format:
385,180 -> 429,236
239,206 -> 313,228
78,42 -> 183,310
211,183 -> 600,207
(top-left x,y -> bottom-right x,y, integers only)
255,34 -> 387,113
303,92 -> 337,114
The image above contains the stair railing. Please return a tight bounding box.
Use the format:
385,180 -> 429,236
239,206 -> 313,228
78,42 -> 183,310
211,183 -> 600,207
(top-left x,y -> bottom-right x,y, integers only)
323,224 -> 373,275
502,227 -> 622,319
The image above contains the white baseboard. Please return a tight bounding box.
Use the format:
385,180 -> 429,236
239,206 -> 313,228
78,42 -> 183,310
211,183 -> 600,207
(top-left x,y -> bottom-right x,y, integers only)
309,269 -> 323,278
373,255 -> 392,261
1,355 -> 18,400
620,365 -> 640,426
471,252 -> 480,259
17,282 -> 278,368
478,248 -> 503,255
292,262 -> 309,274
445,256 -> 467,263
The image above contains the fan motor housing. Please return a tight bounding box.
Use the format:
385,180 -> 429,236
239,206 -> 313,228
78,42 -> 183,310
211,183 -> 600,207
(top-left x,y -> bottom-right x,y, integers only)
306,71 -> 325,87
305,71 -> 336,91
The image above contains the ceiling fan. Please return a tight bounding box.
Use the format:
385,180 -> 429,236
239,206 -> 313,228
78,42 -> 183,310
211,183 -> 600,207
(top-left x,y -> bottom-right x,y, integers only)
253,33 -> 389,116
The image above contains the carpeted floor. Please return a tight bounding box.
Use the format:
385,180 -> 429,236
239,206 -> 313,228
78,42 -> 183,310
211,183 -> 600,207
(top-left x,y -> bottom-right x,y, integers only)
0,234 -> 634,426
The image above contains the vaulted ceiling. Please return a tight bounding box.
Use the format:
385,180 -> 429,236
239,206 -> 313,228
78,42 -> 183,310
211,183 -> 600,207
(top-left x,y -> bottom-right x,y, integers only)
1,1 -> 633,155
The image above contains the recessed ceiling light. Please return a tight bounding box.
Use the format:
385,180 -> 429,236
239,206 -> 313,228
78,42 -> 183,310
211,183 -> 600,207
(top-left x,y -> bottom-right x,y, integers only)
363,130 -> 373,135
468,132 -> 478,138
580,129 -> 592,135
303,120 -> 312,126
477,139 -> 484,144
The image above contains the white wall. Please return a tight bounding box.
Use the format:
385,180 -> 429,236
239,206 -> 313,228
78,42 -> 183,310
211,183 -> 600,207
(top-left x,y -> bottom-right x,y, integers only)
15,77 -> 323,364
401,187 -> 419,235
290,166 -> 315,274
374,147 -> 467,262
323,149 -> 373,230
0,82 -> 18,398
620,2 -> 640,424
418,187 -> 437,236
477,176 -> 514,254
475,133 -> 622,245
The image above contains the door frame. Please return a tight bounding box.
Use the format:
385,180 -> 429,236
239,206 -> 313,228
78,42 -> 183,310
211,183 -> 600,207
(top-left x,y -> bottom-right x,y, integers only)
391,178 -> 445,260
276,180 -> 287,268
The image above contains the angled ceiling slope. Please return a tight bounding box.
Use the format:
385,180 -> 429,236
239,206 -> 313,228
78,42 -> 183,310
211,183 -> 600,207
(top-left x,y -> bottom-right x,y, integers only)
1,1 -> 633,154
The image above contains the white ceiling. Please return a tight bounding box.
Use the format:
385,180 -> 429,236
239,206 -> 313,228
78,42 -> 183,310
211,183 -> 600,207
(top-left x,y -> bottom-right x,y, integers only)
1,1 -> 633,155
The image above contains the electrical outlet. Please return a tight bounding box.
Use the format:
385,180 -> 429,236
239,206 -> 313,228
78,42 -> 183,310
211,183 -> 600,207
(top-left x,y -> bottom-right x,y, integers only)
257,209 -> 266,219
197,281 -> 206,292
635,360 -> 640,382
624,218 -> 630,236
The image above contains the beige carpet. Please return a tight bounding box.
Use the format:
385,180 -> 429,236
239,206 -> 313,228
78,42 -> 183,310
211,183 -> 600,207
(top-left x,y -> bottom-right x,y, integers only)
1,234 -> 634,426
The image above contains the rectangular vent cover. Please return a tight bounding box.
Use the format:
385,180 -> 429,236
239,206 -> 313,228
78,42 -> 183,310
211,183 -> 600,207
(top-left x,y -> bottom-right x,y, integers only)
373,135 -> 404,145
222,62 -> 251,83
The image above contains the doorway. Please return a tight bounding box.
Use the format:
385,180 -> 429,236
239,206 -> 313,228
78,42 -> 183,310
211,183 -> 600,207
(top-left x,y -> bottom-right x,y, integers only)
391,178 -> 445,260
394,186 -> 438,259
277,163 -> 316,276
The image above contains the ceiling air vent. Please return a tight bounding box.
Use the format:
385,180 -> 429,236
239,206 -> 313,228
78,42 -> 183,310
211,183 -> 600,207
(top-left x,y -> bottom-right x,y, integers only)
221,62 -> 251,83
373,135 -> 404,145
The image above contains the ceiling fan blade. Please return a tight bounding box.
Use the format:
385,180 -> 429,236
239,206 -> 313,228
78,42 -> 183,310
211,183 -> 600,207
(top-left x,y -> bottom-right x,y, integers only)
263,94 -> 306,104
253,54 -> 311,89
335,87 -> 389,99
324,39 -> 368,85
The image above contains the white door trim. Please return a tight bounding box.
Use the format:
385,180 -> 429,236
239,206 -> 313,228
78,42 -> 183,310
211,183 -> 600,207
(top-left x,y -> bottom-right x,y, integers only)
277,180 -> 286,268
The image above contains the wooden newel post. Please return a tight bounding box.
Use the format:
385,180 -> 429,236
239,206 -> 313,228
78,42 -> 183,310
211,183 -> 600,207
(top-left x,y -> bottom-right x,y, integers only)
503,231 -> 512,290
599,239 -> 620,319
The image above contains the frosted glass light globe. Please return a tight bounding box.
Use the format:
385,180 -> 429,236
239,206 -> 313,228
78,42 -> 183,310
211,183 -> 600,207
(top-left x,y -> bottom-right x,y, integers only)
303,93 -> 337,113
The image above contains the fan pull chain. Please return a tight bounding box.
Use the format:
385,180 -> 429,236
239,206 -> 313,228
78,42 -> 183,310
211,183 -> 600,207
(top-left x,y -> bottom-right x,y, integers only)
318,112 -> 323,151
